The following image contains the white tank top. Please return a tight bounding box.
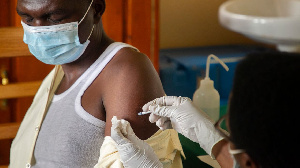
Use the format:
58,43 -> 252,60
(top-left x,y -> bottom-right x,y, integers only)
32,42 -> 138,168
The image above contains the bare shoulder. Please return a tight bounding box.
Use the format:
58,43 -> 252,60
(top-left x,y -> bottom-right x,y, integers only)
106,47 -> 156,77
100,47 -> 165,139
102,47 -> 161,91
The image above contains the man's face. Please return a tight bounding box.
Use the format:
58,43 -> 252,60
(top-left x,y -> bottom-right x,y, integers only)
17,0 -> 94,43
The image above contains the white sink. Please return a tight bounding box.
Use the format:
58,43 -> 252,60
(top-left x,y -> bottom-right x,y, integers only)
219,0 -> 300,52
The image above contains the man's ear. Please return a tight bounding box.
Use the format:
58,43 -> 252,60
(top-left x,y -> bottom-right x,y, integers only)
236,152 -> 259,168
93,0 -> 105,24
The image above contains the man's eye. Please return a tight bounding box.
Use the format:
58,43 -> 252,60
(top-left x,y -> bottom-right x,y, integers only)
47,17 -> 63,24
22,16 -> 34,23
25,17 -> 33,23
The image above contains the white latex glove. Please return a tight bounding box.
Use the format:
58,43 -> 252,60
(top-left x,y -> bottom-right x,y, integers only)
110,116 -> 163,168
142,96 -> 223,156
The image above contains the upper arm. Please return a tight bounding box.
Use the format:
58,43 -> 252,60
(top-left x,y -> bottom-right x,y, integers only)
102,49 -> 165,140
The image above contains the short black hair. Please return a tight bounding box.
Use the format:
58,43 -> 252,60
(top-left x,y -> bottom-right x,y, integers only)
229,51 -> 300,168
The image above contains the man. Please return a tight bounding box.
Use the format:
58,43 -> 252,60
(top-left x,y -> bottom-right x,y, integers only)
111,51 -> 300,168
10,0 -> 183,167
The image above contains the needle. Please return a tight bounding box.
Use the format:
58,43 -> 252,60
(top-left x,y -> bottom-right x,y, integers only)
138,111 -> 152,115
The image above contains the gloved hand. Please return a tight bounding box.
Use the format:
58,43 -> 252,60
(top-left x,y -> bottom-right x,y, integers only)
142,96 -> 223,156
110,116 -> 163,168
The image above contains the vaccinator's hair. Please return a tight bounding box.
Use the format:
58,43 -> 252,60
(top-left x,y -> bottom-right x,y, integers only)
229,51 -> 300,168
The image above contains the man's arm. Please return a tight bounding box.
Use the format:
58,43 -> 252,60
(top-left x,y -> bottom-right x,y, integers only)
102,48 -> 164,139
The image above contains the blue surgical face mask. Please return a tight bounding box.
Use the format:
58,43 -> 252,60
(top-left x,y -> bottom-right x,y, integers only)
232,157 -> 241,168
21,0 -> 94,65
229,145 -> 245,168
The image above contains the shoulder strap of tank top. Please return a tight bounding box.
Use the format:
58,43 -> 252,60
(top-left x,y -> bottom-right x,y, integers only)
77,42 -> 138,97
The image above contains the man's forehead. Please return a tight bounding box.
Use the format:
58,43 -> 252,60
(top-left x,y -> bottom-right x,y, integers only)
17,0 -> 87,13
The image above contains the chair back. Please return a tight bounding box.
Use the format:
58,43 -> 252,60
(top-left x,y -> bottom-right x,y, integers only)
0,27 -> 42,167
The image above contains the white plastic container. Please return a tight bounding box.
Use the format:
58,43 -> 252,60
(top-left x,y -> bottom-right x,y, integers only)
193,54 -> 229,122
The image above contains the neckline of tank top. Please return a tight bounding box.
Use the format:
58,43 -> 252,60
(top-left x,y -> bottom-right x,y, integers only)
52,42 -> 133,101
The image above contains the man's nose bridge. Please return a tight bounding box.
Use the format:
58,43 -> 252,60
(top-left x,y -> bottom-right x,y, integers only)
32,19 -> 49,26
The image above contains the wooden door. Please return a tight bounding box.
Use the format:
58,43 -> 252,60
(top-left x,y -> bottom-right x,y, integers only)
103,0 -> 159,70
0,0 -> 159,165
